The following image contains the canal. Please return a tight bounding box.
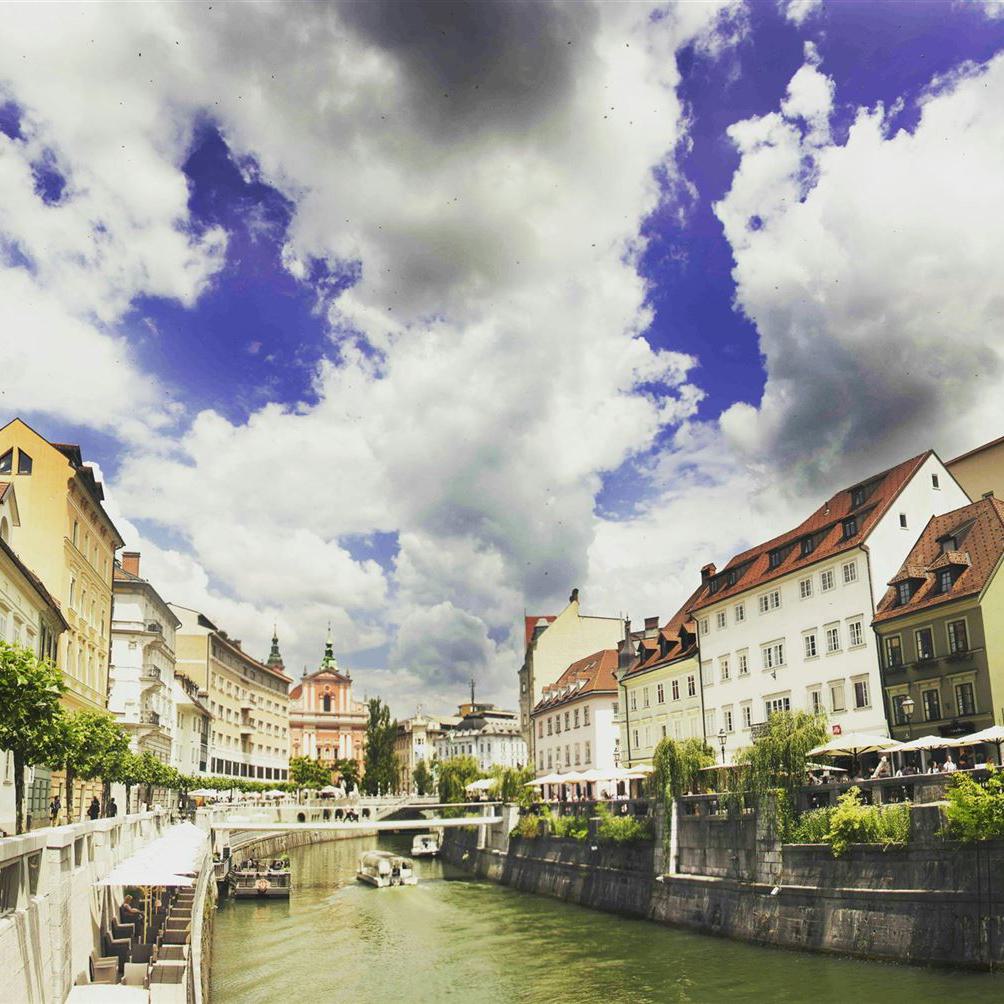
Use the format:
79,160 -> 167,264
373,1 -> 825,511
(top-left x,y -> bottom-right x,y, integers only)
212,835 -> 1002,1003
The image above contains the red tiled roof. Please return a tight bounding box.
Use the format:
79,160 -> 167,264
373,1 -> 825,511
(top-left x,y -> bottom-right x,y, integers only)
532,649 -> 619,713
690,452 -> 932,612
524,614 -> 556,648
620,585 -> 702,682
873,496 -> 1004,624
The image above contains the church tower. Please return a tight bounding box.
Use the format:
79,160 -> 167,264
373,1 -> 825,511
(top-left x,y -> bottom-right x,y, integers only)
266,625 -> 285,673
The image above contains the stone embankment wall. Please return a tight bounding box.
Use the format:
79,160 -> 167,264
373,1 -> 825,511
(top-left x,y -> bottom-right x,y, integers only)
228,826 -> 376,864
443,802 -> 1004,970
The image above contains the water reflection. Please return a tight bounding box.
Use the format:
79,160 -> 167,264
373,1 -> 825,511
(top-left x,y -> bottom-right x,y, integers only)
212,835 -> 1002,1004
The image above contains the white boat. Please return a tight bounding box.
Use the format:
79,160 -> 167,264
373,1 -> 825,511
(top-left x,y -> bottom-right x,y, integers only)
356,850 -> 418,887
411,833 -> 440,857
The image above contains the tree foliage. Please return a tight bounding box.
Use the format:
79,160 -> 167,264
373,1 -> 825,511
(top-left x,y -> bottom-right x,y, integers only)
649,737 -> 715,802
487,764 -> 534,803
362,698 -> 398,795
335,758 -> 360,793
52,710 -> 131,820
412,759 -> 434,796
0,641 -> 65,833
944,767 -> 1004,841
437,755 -> 482,805
289,755 -> 332,791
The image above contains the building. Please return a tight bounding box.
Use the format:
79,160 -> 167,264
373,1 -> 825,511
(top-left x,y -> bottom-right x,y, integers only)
873,495 -> 1004,743
435,704 -> 527,772
394,712 -> 456,793
531,649 -> 619,776
108,552 -> 181,766
690,451 -> 970,756
615,593 -> 704,767
172,605 -> 291,783
171,672 -> 212,778
0,418 -> 124,715
947,434 -> 1004,504
518,588 -> 623,763
0,482 -> 67,831
288,632 -> 367,780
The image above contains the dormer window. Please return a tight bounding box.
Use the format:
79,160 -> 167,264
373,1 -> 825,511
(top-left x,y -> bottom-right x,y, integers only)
842,517 -> 858,539
800,536 -> 815,557
940,536 -> 956,554
937,569 -> 955,594
896,582 -> 914,606
768,549 -> 783,569
726,570 -> 737,586
851,486 -> 866,508
709,578 -> 720,594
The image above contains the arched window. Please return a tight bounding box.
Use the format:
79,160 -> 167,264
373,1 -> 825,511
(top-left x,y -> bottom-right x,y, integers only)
323,693 -> 331,712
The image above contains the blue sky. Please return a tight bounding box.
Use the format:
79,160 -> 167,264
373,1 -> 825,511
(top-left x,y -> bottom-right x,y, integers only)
3,1 -> 1004,713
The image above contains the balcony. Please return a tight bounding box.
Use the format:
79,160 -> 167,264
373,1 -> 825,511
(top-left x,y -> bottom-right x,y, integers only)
239,723 -> 255,736
140,709 -> 160,726
139,666 -> 162,690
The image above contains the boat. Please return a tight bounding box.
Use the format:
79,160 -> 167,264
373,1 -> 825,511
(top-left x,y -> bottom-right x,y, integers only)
229,856 -> 291,899
410,833 -> 440,857
356,850 -> 418,887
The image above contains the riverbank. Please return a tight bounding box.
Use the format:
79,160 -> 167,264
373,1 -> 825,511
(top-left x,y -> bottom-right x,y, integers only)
441,803 -> 1004,971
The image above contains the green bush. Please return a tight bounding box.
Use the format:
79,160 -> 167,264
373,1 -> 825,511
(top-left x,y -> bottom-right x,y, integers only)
511,812 -> 544,839
790,806 -> 832,844
824,787 -> 911,857
595,803 -> 653,844
551,812 -> 589,841
944,767 -> 1004,841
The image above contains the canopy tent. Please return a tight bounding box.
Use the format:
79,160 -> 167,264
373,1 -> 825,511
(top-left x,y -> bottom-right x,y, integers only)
525,773 -> 565,786
466,778 -> 496,792
96,822 -> 208,888
808,733 -> 900,757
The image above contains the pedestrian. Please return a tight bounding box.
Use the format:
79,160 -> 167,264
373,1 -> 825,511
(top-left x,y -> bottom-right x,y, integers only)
87,796 -> 101,821
49,795 -> 61,826
106,796 -> 118,818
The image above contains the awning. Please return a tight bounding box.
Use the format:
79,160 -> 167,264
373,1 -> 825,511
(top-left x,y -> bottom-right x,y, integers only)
958,725 -> 1004,745
96,822 -> 208,888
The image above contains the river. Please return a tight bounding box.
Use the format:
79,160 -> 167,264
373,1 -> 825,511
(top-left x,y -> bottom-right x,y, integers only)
211,835 -> 1001,1003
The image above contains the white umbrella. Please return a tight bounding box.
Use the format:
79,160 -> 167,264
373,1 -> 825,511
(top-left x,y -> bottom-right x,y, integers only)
526,773 -> 565,786
959,725 -> 1004,744
466,778 -> 495,792
808,732 -> 900,757
188,788 -> 219,798
893,734 -> 966,752
319,785 -> 339,795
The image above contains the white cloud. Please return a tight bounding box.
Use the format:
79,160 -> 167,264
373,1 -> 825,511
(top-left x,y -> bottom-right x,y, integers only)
780,0 -> 822,26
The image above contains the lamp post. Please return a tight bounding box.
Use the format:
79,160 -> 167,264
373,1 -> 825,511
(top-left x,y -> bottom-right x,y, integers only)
717,727 -> 727,765
902,695 -> 915,741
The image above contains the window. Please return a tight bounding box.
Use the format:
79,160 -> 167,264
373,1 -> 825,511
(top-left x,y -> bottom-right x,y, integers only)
701,661 -> 713,687
583,706 -> 590,725
704,709 -> 716,734
642,687 -> 650,708
0,449 -> 11,474
656,683 -> 665,704
671,679 -> 680,701
940,535 -> 956,554
915,628 -> 935,661
574,743 -> 581,765
741,703 -> 753,728
897,581 -> 914,606
762,641 -> 785,670
938,569 -> 954,594
16,450 -> 32,475
716,610 -> 727,630
631,730 -> 639,750
700,617 -> 709,636
68,577 -> 76,609
899,513 -> 908,529
800,537 -> 815,557
723,707 -> 734,732
738,651 -> 749,676
584,741 -> 591,764
825,626 -> 840,654
842,517 -> 858,539
842,561 -> 857,584
830,682 -> 846,712
804,633 -> 817,659
734,603 -> 745,623
891,694 -> 911,725
853,679 -> 870,709
547,750 -> 553,769
851,486 -> 866,508
564,746 -> 571,766
573,708 -> 580,727
932,473 -> 940,489
630,691 -> 637,712
820,569 -> 835,592
555,715 -> 561,734
564,712 -> 570,730
809,689 -> 823,715
768,549 -> 783,569
948,619 -> 968,654
765,695 -> 791,716
322,694 -> 331,711
546,717 -> 553,735
956,681 -> 976,716
719,656 -> 730,682
538,721 -> 544,738
799,577 -> 813,599
758,590 -> 780,614
687,674 -> 696,697
922,688 -> 942,722
847,620 -> 864,647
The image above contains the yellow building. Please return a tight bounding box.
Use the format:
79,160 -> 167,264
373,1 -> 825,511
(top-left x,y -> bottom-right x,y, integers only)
0,418 -> 123,715
947,434 -> 1004,504
615,592 -> 704,768
171,605 -> 291,783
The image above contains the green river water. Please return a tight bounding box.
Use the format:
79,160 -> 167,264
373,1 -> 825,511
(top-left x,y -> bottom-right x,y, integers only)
211,835 -> 1001,1004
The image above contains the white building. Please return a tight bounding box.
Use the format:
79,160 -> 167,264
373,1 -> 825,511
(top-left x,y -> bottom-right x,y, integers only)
171,673 -> 211,778
435,705 -> 527,772
531,649 -> 620,776
394,712 -> 458,793
109,552 -> 181,765
691,451 -> 969,757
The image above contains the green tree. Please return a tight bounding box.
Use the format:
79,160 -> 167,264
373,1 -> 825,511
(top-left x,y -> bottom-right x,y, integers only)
437,755 -> 482,805
362,698 -> 398,795
335,758 -> 360,793
50,710 -> 130,820
289,755 -> 331,792
650,737 -> 715,802
488,764 -> 534,803
412,759 -> 434,796
0,641 -> 65,834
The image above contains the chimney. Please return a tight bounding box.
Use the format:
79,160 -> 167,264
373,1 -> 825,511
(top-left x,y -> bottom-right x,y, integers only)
122,551 -> 141,576
644,616 -> 659,638
700,562 -> 716,584
569,587 -> 580,605
983,490 -> 995,499
618,617 -> 634,671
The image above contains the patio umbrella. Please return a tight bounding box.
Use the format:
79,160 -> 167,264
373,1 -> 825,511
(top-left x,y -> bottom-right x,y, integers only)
808,733 -> 900,757
465,778 -> 495,792
893,734 -> 966,752
956,724 -> 1004,764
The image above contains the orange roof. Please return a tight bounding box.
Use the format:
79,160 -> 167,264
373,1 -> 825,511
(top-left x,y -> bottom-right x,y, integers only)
690,452 -> 932,612
524,614 -> 556,648
620,585 -> 702,682
873,495 -> 1004,624
532,649 -> 619,713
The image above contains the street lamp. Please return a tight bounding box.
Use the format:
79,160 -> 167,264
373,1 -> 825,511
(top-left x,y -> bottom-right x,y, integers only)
717,727 -> 727,764
902,695 -> 915,740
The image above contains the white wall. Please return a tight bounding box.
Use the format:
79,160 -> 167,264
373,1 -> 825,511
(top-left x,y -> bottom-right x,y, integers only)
533,694 -> 618,774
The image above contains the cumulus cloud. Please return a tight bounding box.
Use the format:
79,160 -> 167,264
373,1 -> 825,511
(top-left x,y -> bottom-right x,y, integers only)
779,0 -> 822,27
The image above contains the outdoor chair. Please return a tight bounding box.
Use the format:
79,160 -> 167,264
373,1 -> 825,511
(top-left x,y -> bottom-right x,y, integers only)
130,943 -> 153,965
101,932 -> 129,971
123,962 -> 149,988
90,955 -> 119,985
112,920 -> 136,942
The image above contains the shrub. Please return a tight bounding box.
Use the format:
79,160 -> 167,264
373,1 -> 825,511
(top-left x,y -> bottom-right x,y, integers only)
511,811 -> 546,839
551,812 -> 590,841
790,807 -> 832,844
944,767 -> 1004,841
825,787 -> 911,857
595,803 -> 653,844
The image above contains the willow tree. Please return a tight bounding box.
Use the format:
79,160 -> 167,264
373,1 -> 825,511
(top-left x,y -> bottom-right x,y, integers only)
437,755 -> 482,805
649,737 -> 716,803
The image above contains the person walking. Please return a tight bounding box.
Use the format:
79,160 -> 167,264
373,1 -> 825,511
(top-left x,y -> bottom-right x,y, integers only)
106,796 -> 118,818
87,796 -> 101,821
49,795 -> 61,826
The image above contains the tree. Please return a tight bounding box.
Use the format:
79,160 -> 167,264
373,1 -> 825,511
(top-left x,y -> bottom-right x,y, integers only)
50,710 -> 130,820
650,737 -> 716,802
289,755 -> 331,792
437,755 -> 482,805
335,758 -> 360,793
412,759 -> 433,796
362,698 -> 399,795
0,641 -> 65,834
488,764 -> 534,803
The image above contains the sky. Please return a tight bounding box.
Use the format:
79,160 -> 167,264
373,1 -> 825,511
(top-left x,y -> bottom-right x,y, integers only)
3,0 -> 1004,718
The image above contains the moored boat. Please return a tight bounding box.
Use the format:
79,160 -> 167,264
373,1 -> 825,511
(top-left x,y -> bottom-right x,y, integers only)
229,856 -> 291,899
411,833 -> 440,857
356,850 -> 418,887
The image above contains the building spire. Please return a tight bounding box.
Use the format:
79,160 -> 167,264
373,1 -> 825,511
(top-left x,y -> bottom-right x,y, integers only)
470,677 -> 476,706
321,621 -> 338,671
266,624 -> 284,671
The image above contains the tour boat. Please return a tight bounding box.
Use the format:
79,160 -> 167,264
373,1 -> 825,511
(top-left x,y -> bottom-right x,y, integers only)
410,833 -> 440,857
229,857 -> 291,899
356,850 -> 418,887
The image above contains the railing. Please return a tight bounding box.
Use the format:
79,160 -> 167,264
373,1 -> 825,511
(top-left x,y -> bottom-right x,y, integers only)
140,666 -> 161,683
521,797 -> 651,819
140,709 -> 160,725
